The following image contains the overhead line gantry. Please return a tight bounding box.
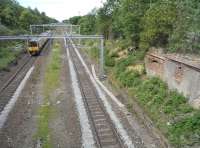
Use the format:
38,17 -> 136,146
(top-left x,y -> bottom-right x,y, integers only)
30,24 -> 80,35
0,25 -> 105,78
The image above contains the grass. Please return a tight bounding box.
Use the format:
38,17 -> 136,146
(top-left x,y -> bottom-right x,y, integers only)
84,40 -> 200,147
36,42 -> 61,148
82,40 -> 99,61
0,43 -> 22,70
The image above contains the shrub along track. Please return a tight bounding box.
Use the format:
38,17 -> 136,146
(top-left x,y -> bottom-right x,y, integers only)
68,40 -> 125,148
0,40 -> 51,115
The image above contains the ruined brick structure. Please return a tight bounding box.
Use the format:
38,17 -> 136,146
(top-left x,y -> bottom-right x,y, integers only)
145,52 -> 200,108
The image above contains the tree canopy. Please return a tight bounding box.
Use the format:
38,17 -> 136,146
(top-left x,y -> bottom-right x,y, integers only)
0,0 -> 57,34
65,0 -> 200,53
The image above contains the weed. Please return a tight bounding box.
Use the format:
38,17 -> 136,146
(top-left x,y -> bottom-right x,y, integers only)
0,44 -> 21,70
36,42 -> 61,148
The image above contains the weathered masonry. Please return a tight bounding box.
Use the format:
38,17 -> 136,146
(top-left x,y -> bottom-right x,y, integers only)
145,51 -> 200,108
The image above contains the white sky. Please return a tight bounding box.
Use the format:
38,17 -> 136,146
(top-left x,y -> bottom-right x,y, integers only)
17,0 -> 106,21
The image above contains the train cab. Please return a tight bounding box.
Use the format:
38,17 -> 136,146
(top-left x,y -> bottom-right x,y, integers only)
28,39 -> 39,56
28,31 -> 51,56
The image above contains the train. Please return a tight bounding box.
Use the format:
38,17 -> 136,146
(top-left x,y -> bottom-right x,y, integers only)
28,31 -> 51,56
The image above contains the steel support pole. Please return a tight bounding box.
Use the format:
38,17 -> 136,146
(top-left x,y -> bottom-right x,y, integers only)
49,38 -> 52,50
30,25 -> 32,35
26,39 -> 28,53
70,25 -> 73,35
100,38 -> 105,79
78,26 -> 81,45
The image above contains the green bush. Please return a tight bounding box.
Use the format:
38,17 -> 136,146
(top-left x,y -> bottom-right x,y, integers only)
168,111 -> 200,147
117,70 -> 141,87
89,47 -> 99,59
168,0 -> 200,53
0,47 -> 18,70
105,55 -> 115,67
0,24 -> 12,35
135,77 -> 167,105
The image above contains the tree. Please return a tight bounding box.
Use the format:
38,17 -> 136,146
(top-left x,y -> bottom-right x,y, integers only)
19,9 -> 38,30
169,0 -> 200,53
116,0 -> 152,47
0,0 -> 57,32
0,7 -> 15,26
68,16 -> 82,25
67,0 -> 200,53
96,0 -> 120,39
140,0 -> 177,50
79,15 -> 96,34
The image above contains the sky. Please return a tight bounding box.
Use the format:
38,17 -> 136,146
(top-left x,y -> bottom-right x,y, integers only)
17,0 -> 106,21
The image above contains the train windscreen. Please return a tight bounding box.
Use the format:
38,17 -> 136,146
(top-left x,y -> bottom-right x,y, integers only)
29,41 -> 37,47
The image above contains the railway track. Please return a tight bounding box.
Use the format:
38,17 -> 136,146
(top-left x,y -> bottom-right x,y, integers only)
0,40 -> 51,113
68,40 -> 125,148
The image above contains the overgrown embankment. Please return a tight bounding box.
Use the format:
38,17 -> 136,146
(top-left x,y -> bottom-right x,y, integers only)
84,40 -> 200,148
0,24 -> 24,70
0,42 -> 23,70
36,42 -> 61,148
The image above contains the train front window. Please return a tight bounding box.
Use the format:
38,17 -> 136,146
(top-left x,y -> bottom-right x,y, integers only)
29,42 -> 37,47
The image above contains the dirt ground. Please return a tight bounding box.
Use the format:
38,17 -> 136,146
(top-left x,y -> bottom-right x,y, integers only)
49,41 -> 81,148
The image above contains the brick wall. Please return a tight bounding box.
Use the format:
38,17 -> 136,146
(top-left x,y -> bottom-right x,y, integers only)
145,52 -> 200,108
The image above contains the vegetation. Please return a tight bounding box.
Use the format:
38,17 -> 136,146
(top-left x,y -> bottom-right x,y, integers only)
0,39 -> 24,70
36,43 -> 61,148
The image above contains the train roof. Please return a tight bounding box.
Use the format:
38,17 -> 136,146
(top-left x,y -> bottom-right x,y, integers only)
29,31 -> 51,42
